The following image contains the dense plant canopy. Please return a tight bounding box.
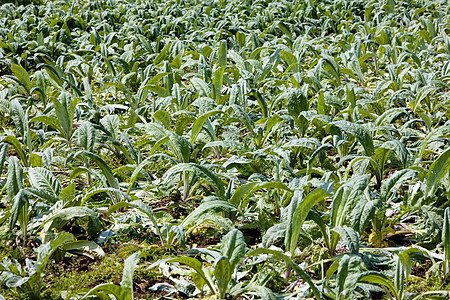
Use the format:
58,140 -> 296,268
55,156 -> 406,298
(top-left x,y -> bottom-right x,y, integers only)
1,0 -> 450,299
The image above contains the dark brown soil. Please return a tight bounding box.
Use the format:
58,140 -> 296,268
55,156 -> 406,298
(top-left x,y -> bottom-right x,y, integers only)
147,197 -> 190,219
411,260 -> 432,278
188,234 -> 221,247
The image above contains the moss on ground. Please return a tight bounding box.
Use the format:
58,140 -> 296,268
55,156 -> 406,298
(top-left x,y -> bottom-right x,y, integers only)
407,274 -> 450,294
0,237 -> 176,300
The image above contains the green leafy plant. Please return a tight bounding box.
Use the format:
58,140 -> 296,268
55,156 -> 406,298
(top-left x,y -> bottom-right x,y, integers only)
0,232 -> 74,300
1,0 -> 450,298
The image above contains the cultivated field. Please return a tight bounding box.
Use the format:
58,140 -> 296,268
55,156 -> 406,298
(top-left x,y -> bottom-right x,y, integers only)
1,0 -> 450,299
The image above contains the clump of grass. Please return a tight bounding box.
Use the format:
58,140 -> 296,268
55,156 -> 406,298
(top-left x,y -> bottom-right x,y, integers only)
43,254 -> 123,298
407,274 -> 450,294
41,240 -> 174,299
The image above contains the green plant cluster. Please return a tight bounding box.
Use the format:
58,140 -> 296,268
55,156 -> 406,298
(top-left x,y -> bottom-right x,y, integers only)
0,0 -> 450,299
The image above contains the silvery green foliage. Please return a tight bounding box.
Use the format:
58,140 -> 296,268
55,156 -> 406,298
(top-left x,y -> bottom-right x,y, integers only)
1,0 -> 450,298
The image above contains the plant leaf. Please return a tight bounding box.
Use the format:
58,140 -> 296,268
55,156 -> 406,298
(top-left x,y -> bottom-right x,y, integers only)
163,163 -> 225,199
120,251 -> 141,298
214,256 -> 231,299
77,122 -> 96,152
332,226 -> 360,254
425,148 -> 450,197
333,120 -> 374,156
220,229 -> 247,270
28,167 -> 61,198
6,156 -> 23,200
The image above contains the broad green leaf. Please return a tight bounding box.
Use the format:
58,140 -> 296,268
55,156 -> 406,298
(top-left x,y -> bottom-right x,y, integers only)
163,163 -> 225,199
60,181 -> 76,203
333,120 -> 374,156
332,226 -> 360,254
220,229 -> 247,270
262,223 -> 286,248
28,167 -> 61,198
164,63 -> 175,94
122,132 -> 139,164
359,271 -> 398,299
154,41 -> 173,65
218,40 -> 227,68
27,188 -> 58,204
336,255 -> 362,298
10,100 -> 28,136
231,104 -> 254,133
286,88 -> 308,118
375,108 -> 409,126
232,181 -> 291,210
380,139 -> 408,168
192,272 -> 207,292
72,151 -> 121,203
116,244 -> 140,259
331,175 -> 369,228
320,54 -> 341,85
167,257 -> 215,294
174,110 -> 196,135
190,110 -> 223,144
186,212 -> 234,236
30,115 -> 63,133
0,143 -> 7,173
443,207 -> 450,274
145,84 -> 169,97
259,48 -> 280,81
53,92 -> 77,141
349,156 -> 381,186
42,207 -> 102,239
142,123 -> 191,163
229,182 -> 257,207
425,148 -> 450,197
253,90 -> 269,119
262,114 -> 283,144
345,86 -> 356,108
380,169 -> 417,202
2,136 -> 27,166
35,232 -> 74,272
182,200 -> 236,229
317,90 -> 327,115
154,110 -> 171,129
397,247 -> 430,281
191,77 -> 211,98
82,283 -> 130,300
7,156 -> 23,201
418,126 -> 450,159
169,225 -> 186,249
287,187 -> 330,253
10,64 -> 32,94
120,251 -> 141,298
214,256 -> 231,299
10,100 -> 31,156
9,189 -> 28,232
394,255 -> 405,298
65,240 -> 105,258
351,197 -> 382,234
29,153 -> 44,167
37,63 -> 63,87
101,115 -> 120,139
77,122 -> 96,152
213,67 -> 225,104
